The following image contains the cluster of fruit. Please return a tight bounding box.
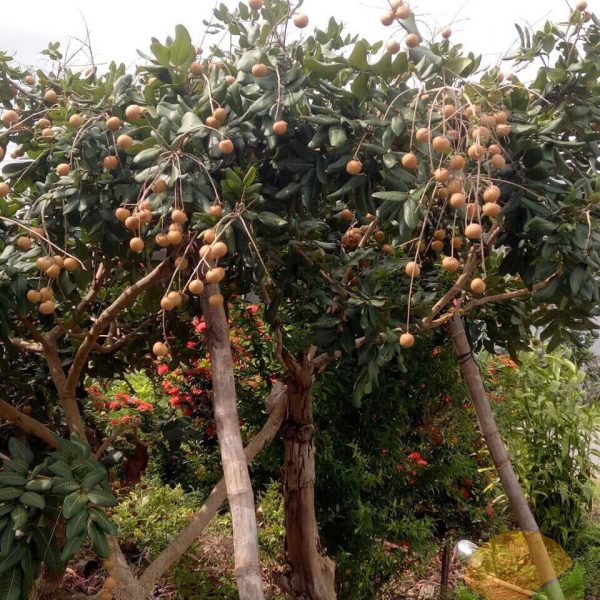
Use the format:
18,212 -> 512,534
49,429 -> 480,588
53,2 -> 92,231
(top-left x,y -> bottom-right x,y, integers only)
98,552 -> 117,600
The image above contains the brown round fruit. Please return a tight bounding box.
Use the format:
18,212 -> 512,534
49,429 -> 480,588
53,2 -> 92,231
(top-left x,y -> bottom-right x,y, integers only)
103,156 -> 119,170
400,333 -> 415,349
482,202 -> 501,218
24,74 -> 35,85
189,279 -> 205,296
433,229 -> 446,241
45,264 -> 61,278
168,291 -> 183,306
273,120 -> 288,136
381,12 -> 395,26
442,104 -> 455,119
156,233 -> 170,248
139,209 -> 152,225
450,192 -> 467,208
124,216 -> 140,231
209,205 -> 223,218
490,154 -> 506,170
130,237 -> 144,252
431,240 -> 444,253
252,63 -> 269,77
488,144 -> 502,156
213,107 -> 228,123
204,229 -> 217,244
346,160 -> 363,176
36,118 -> 51,129
56,163 -> 71,176
153,342 -> 169,357
446,179 -> 463,195
483,185 -> 501,203
115,207 -> 131,222
441,27 -> 452,39
167,230 -> 183,245
219,139 -> 234,155
39,301 -> 56,315
2,110 -> 19,126
190,61 -> 204,76
404,33 -> 420,48
293,14 -> 309,28
576,1 -> 587,10
69,114 -> 84,127
467,144 -> 486,160
205,116 -> 221,129
17,236 -> 32,250
432,136 -> 451,153
64,257 -> 78,272
465,223 -> 483,239
415,127 -> 429,143
433,168 -> 449,183
249,0 -> 263,9
53,256 -> 64,268
210,241 -> 228,259
125,105 -> 143,121
402,153 -> 418,169
40,287 -> 53,301
0,182 -> 9,198
442,256 -> 459,272
171,209 -> 188,224
41,128 -> 54,139
36,257 -> 52,272
175,256 -> 189,270
470,278 -> 486,294
106,117 -> 122,132
405,261 -> 421,278
225,75 -> 236,85
387,41 -> 401,54
382,244 -> 394,255
27,290 -> 41,304
340,208 -> 353,222
117,134 -> 134,150
395,5 -> 411,19
206,267 -> 226,284
161,297 -> 175,311
43,89 -> 58,104
451,236 -> 464,249
153,180 -> 167,194
496,124 -> 511,137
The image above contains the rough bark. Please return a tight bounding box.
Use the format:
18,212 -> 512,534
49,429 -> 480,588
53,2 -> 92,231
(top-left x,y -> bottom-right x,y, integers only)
201,284 -> 264,600
0,397 -> 59,449
282,352 -> 336,600
446,315 -> 565,600
29,566 -> 66,600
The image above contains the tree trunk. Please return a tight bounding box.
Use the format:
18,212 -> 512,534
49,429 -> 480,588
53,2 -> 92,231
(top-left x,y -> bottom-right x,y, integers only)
446,316 -> 565,600
282,355 -> 336,600
29,566 -> 65,600
201,285 -> 264,600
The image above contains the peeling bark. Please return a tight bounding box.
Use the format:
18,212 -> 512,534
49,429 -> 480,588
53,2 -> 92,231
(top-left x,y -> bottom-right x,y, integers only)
283,353 -> 336,600
447,316 -> 565,600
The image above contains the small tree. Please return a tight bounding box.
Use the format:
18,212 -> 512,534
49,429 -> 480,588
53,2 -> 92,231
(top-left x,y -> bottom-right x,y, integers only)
1,0 -> 600,599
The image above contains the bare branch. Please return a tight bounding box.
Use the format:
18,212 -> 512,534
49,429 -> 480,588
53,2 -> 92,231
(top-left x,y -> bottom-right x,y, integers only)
0,397 -> 59,449
8,338 -> 43,353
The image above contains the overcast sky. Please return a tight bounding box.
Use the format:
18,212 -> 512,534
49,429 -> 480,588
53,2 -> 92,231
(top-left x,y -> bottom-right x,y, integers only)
0,0 -> 580,73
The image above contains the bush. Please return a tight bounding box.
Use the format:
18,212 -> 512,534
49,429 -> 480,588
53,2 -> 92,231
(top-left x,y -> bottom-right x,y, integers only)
313,340 -> 501,599
113,477 -> 203,560
484,347 -> 599,547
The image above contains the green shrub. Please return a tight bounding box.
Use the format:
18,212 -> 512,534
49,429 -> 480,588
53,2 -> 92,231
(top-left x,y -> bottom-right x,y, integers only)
257,481 -> 286,565
113,477 -> 203,560
484,347 -> 599,547
453,584 -> 482,600
579,545 -> 600,599
170,554 -> 238,600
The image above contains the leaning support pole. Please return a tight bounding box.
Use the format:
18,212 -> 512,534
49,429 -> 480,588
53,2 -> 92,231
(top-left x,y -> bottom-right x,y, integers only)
201,284 -> 265,600
446,315 -> 565,600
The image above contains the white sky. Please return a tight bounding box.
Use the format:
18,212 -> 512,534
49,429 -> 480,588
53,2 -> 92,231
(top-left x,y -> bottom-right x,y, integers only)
0,0 -> 581,72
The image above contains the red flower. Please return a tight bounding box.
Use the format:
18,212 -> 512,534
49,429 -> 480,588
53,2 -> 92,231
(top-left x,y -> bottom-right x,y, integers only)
137,402 -> 154,412
408,451 -> 423,462
107,402 -> 121,411
157,364 -> 169,376
246,304 -> 260,315
186,341 -> 198,349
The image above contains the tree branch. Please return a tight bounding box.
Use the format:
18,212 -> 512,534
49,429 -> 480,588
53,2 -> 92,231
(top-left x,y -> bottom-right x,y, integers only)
0,397 -> 59,449
65,261 -> 170,397
137,381 -> 287,597
8,337 -> 43,353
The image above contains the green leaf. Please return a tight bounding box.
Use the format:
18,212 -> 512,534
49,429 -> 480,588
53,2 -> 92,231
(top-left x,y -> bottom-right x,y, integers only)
66,509 -> 88,540
0,541 -> 25,575
19,492 -> 44,511
86,489 -> 117,508
9,506 -> 28,531
0,566 -> 21,600
150,41 -> 170,67
62,492 -> 88,519
88,508 -> 118,536
303,57 -> 347,78
257,212 -> 288,229
0,475 -> 26,488
88,522 -> 110,559
372,191 -> 408,202
51,479 -> 80,496
0,490 -> 22,503
59,533 -> 86,563
32,528 -> 62,572
569,265 -> 587,296
170,24 -> 195,67
24,479 -> 52,494
348,40 -> 370,71
0,526 -> 14,557
81,468 -> 107,490
328,125 -> 347,148
48,462 -> 73,479
6,439 -> 31,465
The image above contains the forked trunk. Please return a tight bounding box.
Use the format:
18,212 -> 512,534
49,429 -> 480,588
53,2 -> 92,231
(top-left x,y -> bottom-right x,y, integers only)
283,359 -> 336,600
201,285 -> 264,600
447,315 -> 565,600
